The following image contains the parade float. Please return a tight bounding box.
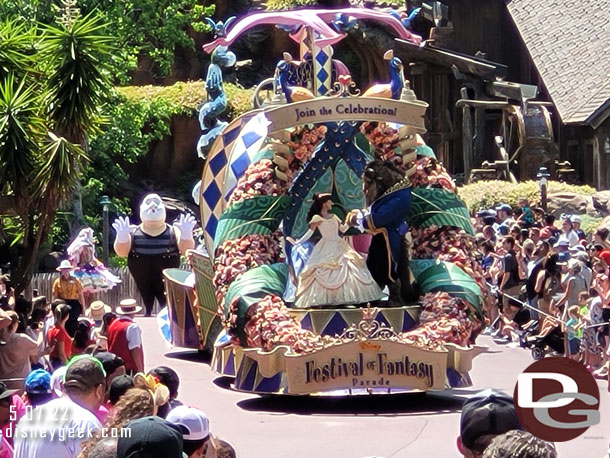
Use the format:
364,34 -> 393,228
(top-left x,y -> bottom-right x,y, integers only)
163,8 -> 489,395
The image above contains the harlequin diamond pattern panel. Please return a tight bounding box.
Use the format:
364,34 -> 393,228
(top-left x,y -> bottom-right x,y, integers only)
200,113 -> 257,256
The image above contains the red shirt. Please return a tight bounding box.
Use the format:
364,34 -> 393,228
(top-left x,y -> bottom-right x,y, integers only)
46,325 -> 72,360
107,317 -> 138,372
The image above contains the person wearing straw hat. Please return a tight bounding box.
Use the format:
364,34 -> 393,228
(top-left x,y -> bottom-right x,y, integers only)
86,300 -> 111,326
51,260 -> 85,337
87,300 -> 112,351
106,299 -> 144,374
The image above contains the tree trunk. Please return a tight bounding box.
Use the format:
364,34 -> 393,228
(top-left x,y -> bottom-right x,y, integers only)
12,211 -> 52,295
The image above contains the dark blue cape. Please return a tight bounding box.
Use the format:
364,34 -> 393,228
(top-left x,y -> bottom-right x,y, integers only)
363,187 -> 412,286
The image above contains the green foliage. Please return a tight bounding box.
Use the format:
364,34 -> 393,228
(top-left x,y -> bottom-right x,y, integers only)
116,80 -> 255,117
0,0 -> 54,24
33,133 -> 90,201
0,18 -> 38,80
0,4 -> 115,292
1,0 -> 215,82
0,74 -> 40,193
78,0 -> 215,79
458,180 -> 597,213
580,214 -> 602,236
265,0 -> 317,10
40,8 -> 115,142
108,254 -> 127,268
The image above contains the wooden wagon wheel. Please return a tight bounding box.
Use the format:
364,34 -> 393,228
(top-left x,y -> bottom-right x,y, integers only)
501,105 -> 526,164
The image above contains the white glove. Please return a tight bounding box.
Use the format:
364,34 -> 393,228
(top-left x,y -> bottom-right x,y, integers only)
174,213 -> 196,241
112,216 -> 133,244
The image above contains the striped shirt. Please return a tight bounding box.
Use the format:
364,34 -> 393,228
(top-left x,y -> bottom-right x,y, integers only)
130,225 -> 179,256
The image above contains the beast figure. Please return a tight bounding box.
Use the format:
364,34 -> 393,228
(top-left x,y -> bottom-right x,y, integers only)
347,159 -> 416,305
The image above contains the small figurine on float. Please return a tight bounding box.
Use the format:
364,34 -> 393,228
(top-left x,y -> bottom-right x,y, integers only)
113,193 -> 196,316
286,193 -> 382,308
67,227 -> 121,293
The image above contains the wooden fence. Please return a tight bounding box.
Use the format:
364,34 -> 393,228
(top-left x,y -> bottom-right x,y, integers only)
26,268 -> 146,309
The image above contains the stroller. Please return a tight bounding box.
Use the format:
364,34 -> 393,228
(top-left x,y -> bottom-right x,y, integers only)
520,324 -> 565,360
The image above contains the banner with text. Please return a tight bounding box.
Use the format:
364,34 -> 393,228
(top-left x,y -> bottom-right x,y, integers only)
264,97 -> 428,133
284,340 -> 447,394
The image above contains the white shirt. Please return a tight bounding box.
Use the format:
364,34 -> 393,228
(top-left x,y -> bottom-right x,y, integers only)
13,396 -> 101,458
564,230 -> 579,248
124,318 -> 142,350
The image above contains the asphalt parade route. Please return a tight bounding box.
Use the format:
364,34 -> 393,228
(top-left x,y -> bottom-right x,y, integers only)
139,317 -> 610,458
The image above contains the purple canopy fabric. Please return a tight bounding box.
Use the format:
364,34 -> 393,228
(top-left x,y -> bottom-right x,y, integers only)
203,8 -> 422,53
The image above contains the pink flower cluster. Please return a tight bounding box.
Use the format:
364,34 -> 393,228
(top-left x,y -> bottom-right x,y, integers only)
288,125 -> 327,165
243,295 -> 325,352
360,122 -> 400,159
213,233 -> 283,310
410,157 -> 456,192
406,292 -> 480,347
228,159 -> 287,207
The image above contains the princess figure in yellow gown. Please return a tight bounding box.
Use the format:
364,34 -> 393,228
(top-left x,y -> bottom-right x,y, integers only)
286,193 -> 383,308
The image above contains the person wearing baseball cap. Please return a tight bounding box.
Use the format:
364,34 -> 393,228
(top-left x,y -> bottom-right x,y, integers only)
457,389 -> 522,458
24,369 -> 53,407
14,355 -> 105,458
553,236 -> 570,252
167,405 -> 212,458
118,415 -> 186,458
494,204 -> 515,229
570,214 -> 586,240
107,374 -> 134,405
94,350 -> 126,385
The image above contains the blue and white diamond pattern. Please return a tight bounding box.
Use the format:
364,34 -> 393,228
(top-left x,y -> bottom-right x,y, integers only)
222,112 -> 271,200
200,113 -> 257,256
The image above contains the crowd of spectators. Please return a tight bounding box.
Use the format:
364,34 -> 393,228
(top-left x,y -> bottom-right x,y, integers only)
0,280 -> 234,458
473,199 -> 610,386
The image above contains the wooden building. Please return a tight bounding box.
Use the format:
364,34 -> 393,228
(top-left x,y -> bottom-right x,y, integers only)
395,0 -> 610,187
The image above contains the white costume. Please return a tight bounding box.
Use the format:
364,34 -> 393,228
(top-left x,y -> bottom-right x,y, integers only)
293,215 -> 382,308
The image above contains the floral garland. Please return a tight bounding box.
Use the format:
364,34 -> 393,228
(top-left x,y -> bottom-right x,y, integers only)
360,122 -> 400,159
405,292 -> 481,347
227,159 -> 286,207
213,233 -> 283,311
287,125 -> 327,165
410,157 -> 456,192
213,120 -> 485,355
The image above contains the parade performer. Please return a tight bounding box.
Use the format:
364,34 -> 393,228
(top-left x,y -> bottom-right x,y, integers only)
67,228 -> 120,293
113,194 -> 196,316
52,260 -> 85,337
346,159 -> 414,304
287,193 -> 382,308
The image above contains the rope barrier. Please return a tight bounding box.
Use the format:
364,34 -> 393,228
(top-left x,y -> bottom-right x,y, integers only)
486,282 -> 610,333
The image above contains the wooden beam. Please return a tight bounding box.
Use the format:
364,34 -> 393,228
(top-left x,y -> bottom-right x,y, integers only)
460,87 -> 473,183
456,99 -> 512,109
395,38 -> 508,79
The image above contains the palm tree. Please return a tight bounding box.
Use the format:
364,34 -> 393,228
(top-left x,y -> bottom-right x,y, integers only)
0,3 -> 114,293
40,1 -> 115,230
